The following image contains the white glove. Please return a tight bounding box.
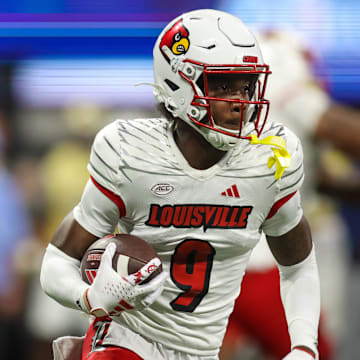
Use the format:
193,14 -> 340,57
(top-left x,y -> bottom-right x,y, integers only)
79,242 -> 167,317
282,348 -> 317,360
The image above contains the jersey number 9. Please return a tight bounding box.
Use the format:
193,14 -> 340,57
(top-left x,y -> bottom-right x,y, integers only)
170,239 -> 216,312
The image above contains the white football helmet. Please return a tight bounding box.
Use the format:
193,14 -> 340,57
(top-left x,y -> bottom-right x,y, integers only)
153,9 -> 271,150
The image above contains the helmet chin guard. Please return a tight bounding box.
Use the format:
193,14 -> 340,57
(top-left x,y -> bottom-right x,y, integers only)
153,9 -> 271,150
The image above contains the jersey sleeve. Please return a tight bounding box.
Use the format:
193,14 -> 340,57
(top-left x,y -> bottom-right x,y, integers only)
262,127 -> 305,236
73,179 -> 119,238
87,121 -> 122,195
74,179 -> 132,238
262,191 -> 303,236
274,126 -> 305,200
87,121 -> 128,215
73,121 -> 131,237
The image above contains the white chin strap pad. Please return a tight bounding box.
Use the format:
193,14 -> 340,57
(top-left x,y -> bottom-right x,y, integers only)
205,130 -> 240,151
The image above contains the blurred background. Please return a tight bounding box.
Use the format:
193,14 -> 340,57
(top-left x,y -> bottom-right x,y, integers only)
0,0 -> 358,359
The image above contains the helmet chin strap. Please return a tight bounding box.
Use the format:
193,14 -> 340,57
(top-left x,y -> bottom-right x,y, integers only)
202,109 -> 250,150
203,128 -> 240,151
213,124 -> 239,136
181,113 -> 240,151
186,108 -> 244,151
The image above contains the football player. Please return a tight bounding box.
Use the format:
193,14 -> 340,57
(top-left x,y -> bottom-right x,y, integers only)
40,9 -> 320,360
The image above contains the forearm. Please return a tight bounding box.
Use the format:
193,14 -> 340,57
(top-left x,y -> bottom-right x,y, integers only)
315,104 -> 360,161
317,171 -> 360,203
40,243 -> 89,310
40,241 -> 167,318
277,246 -> 320,356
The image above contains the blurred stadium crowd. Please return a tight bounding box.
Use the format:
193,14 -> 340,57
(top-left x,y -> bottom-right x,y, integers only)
0,11 -> 359,360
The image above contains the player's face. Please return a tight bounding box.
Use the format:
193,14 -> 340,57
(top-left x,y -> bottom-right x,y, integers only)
207,73 -> 257,131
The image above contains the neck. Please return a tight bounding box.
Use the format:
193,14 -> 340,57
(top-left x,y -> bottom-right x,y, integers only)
173,120 -> 226,170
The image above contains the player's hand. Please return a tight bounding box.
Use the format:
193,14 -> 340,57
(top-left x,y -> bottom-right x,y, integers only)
282,348 -> 317,360
79,243 -> 168,317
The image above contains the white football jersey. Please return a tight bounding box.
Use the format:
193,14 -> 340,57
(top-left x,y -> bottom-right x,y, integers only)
74,117 -> 304,357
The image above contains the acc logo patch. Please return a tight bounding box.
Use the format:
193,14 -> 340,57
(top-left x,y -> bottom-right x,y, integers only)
151,183 -> 175,196
160,19 -> 190,62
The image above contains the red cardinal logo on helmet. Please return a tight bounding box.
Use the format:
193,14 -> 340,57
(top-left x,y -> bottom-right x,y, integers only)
160,19 -> 190,62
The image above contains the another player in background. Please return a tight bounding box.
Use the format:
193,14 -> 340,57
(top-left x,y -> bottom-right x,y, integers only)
221,31 -> 360,360
40,10 -> 320,360
0,65 -> 34,360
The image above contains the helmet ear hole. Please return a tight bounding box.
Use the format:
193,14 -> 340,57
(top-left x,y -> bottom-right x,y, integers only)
164,79 -> 180,91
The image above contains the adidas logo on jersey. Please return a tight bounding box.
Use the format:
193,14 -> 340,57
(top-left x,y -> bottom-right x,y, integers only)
221,184 -> 240,198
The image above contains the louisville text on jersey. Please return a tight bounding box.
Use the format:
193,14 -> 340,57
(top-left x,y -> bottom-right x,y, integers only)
145,204 -> 253,231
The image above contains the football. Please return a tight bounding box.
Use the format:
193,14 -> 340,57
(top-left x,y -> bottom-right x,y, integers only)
80,233 -> 162,285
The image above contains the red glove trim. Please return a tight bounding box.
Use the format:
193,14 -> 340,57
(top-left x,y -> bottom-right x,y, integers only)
294,346 -> 316,359
83,288 -> 92,312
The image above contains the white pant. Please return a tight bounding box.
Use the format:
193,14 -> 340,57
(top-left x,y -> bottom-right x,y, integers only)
53,319 -> 219,360
53,336 -> 84,360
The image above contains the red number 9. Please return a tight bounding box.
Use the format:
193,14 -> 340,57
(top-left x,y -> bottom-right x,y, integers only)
170,239 -> 216,312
